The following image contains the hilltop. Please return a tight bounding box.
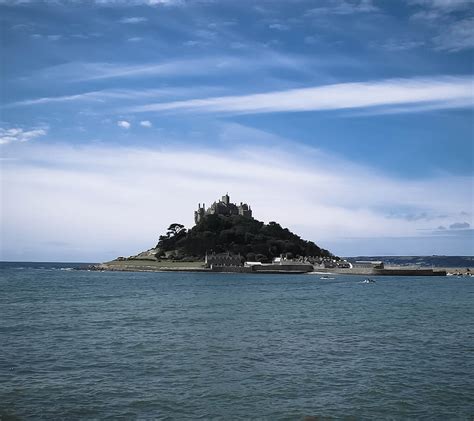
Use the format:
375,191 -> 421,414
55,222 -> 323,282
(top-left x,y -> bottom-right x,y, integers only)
155,214 -> 334,262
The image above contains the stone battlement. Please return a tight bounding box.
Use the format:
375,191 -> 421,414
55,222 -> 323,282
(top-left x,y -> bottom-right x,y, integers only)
194,193 -> 252,224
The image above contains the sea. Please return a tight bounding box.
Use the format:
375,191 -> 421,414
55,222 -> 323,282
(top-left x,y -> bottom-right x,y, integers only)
1,262 -> 473,420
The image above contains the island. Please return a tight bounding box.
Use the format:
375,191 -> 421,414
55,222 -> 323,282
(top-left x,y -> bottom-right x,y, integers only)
91,193 -> 448,276
93,193 -> 335,273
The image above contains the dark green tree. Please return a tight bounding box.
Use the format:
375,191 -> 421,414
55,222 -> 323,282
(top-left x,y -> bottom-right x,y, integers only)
154,214 -> 336,261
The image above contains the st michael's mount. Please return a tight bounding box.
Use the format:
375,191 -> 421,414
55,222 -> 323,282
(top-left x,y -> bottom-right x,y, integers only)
91,194 -> 447,276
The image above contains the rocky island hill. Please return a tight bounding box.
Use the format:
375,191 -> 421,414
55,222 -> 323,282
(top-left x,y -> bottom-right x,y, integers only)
98,194 -> 336,272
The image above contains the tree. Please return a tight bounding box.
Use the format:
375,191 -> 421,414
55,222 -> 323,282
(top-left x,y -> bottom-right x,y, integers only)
155,214 -> 336,260
167,223 -> 186,237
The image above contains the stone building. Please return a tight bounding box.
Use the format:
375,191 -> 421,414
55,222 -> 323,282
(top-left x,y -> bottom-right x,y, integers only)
205,252 -> 243,268
194,193 -> 252,224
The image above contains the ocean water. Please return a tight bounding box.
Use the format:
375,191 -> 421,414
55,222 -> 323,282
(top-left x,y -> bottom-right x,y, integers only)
1,262 -> 473,420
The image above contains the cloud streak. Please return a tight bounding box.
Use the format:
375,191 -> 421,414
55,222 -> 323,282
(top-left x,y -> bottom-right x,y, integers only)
408,0 -> 474,51
28,51 -> 349,84
1,0 -> 184,5
28,58 -> 238,83
0,127 -> 47,145
119,16 -> 147,24
408,0 -> 472,11
6,86 -> 226,107
432,18 -> 474,52
305,0 -> 378,16
126,76 -> 474,115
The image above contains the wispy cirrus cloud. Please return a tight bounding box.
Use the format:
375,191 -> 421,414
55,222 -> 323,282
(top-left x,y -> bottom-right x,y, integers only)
8,90 -> 120,107
408,0 -> 474,51
0,0 -> 184,5
30,56 -> 285,82
432,17 -> 474,51
119,16 -> 147,24
305,0 -> 378,16
126,76 -> 473,115
268,23 -> 290,31
97,0 -> 186,5
26,49 -> 358,84
370,38 -> 425,51
0,127 -> 47,145
408,0 -> 472,11
5,86 -> 229,108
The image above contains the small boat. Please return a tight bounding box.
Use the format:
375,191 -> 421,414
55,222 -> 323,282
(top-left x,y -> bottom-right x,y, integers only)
320,276 -> 335,280
362,278 -> 376,284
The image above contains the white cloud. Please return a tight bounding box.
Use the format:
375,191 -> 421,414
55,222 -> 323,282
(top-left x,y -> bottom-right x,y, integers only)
1,133 -> 472,261
432,18 -> 474,51
408,0 -> 472,10
144,0 -> 183,4
7,86 -> 227,108
305,0 -> 378,16
117,120 -> 131,129
371,38 -> 425,51
140,120 -> 152,128
127,37 -> 143,42
18,0 -> 186,4
408,0 -> 474,51
268,23 -> 289,31
0,0 -> 185,6
0,127 -> 47,145
119,16 -> 147,24
183,40 -> 209,47
127,76 -> 474,115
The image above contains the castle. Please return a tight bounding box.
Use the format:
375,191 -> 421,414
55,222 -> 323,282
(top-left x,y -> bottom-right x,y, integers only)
194,193 -> 252,224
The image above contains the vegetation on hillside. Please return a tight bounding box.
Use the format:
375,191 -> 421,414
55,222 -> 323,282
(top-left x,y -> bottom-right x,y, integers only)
155,214 -> 335,262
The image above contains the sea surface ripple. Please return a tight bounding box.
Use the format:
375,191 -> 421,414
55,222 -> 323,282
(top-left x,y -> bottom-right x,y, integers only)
1,262 -> 473,420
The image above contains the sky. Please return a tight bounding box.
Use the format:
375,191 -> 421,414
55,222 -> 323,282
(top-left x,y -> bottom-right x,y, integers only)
0,0 -> 473,262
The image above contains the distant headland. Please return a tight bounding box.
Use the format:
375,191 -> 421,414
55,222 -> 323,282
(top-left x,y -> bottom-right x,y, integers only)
92,193 -> 448,276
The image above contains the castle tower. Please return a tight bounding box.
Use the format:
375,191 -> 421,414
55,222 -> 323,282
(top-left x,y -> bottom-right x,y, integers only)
222,193 -> 230,205
194,203 -> 205,224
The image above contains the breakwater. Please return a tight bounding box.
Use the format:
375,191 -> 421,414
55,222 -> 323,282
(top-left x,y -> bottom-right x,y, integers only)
317,267 -> 447,276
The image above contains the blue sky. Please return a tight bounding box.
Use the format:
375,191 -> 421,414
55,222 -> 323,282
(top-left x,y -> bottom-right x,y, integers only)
1,0 -> 473,261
